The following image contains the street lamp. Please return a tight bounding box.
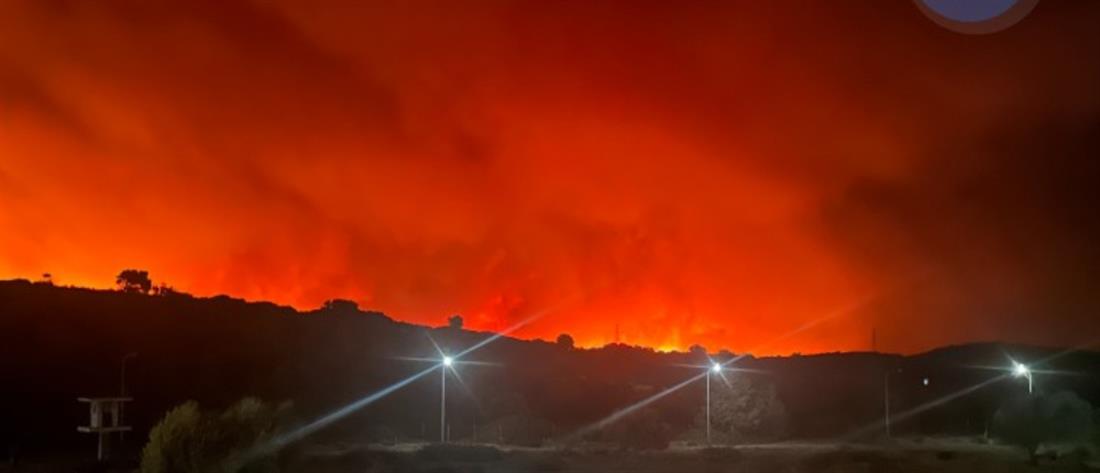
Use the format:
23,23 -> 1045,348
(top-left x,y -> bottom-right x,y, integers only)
1012,362 -> 1032,394
440,356 -> 454,443
883,367 -> 901,438
707,363 -> 721,444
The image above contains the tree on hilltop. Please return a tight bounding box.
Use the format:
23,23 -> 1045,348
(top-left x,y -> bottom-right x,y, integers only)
117,269 -> 153,294
556,333 -> 575,349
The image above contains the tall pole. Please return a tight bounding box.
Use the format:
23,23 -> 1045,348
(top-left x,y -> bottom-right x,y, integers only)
884,370 -> 891,438
1027,372 -> 1033,395
440,365 -> 447,443
704,371 -> 712,444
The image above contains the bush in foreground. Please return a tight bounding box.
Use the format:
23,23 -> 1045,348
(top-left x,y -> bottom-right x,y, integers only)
992,390 -> 1093,464
141,398 -> 291,473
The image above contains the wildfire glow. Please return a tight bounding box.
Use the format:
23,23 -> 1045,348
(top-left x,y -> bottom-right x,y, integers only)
2,1 -> 1099,355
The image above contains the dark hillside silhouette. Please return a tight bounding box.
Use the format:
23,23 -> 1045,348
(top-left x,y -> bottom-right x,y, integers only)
3,279 -> 1099,457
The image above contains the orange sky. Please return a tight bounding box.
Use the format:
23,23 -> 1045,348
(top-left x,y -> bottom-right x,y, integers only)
3,1 -> 1100,355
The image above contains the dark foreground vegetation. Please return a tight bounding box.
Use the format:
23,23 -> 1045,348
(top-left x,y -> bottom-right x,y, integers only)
3,279 -> 1100,471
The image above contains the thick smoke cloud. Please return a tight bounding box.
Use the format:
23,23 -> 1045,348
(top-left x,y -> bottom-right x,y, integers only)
2,0 -> 1099,353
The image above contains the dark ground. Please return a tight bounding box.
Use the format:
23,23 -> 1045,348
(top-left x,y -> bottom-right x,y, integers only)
289,439 -> 1098,473
7,438 -> 1090,473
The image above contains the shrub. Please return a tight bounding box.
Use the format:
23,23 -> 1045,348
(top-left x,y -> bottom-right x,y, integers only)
141,398 -> 290,473
993,390 -> 1093,464
140,402 -> 203,473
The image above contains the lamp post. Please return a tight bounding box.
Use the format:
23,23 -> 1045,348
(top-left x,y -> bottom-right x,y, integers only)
440,356 -> 453,443
1012,362 -> 1032,394
707,363 -> 721,444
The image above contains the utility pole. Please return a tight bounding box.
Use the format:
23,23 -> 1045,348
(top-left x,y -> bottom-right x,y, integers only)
884,370 -> 891,438
440,365 -> 447,443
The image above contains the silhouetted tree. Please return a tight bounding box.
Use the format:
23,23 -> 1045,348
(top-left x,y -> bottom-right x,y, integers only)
689,344 -> 707,357
322,299 -> 359,314
117,269 -> 153,294
448,314 -> 463,330
37,273 -> 53,286
556,333 -> 575,349
993,391 -> 1094,464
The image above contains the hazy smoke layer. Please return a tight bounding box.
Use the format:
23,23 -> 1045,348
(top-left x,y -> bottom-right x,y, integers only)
2,1 -> 1099,353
